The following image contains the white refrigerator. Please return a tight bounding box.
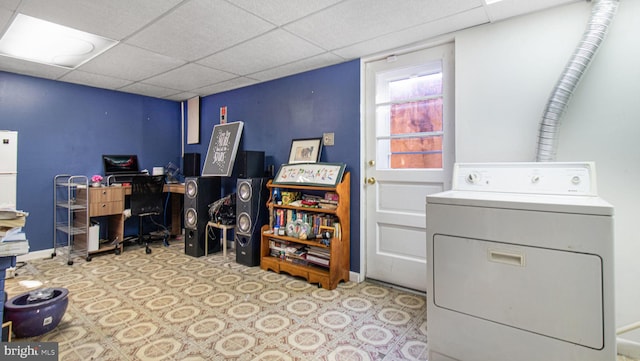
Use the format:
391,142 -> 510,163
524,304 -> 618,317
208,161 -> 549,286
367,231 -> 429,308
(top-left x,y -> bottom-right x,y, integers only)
0,130 -> 18,208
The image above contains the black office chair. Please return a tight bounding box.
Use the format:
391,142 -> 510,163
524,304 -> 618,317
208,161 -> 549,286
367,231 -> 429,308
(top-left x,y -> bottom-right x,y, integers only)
130,175 -> 169,254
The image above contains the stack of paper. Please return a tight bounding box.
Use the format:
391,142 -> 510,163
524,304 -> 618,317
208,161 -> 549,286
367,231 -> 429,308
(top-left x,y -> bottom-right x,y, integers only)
0,207 -> 30,256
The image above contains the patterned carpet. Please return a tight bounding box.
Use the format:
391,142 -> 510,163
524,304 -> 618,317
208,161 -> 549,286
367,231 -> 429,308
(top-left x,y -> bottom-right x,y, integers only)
4,240 -> 428,361
5,240 -> 638,361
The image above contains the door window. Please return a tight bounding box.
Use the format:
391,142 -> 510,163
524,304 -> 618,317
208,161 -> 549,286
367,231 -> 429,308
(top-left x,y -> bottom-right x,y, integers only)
375,61 -> 444,169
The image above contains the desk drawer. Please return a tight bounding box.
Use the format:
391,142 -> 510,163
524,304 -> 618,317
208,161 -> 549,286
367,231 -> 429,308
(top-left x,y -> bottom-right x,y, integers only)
90,201 -> 123,217
90,187 -> 124,203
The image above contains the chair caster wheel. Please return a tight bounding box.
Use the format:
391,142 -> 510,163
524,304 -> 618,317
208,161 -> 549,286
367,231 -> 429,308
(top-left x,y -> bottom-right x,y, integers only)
67,260 -> 73,266
86,256 -> 92,262
145,247 -> 152,254
115,248 -> 121,255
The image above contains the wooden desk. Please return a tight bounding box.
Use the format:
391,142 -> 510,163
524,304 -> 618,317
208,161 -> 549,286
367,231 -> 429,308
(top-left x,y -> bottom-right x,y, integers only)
89,183 -> 185,247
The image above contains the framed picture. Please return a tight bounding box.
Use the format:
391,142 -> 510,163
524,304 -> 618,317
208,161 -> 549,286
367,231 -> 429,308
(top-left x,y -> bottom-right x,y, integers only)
202,121 -> 244,176
288,138 -> 322,164
273,163 -> 346,187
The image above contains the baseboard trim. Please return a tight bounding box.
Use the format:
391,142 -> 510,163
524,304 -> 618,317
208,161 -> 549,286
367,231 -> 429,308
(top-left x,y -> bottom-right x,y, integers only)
617,337 -> 640,359
349,271 -> 362,283
17,248 -> 54,263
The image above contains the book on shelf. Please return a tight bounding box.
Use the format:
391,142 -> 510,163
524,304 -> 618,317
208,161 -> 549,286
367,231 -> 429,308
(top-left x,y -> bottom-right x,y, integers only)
269,239 -> 289,249
307,245 -> 330,258
324,192 -> 339,202
333,222 -> 341,241
318,203 -> 337,210
301,193 -> 339,204
273,208 -> 338,238
306,254 -> 330,267
269,239 -> 310,262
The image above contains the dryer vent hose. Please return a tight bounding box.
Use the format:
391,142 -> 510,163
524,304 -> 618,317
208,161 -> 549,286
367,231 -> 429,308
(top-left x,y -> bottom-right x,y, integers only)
535,0 -> 619,162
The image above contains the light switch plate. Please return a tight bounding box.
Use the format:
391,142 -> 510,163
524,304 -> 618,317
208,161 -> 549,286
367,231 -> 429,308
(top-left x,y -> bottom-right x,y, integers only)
323,132 -> 334,146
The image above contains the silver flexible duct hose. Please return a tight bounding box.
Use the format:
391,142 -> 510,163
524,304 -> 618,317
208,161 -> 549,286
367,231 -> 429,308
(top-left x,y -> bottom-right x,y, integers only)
535,0 -> 619,162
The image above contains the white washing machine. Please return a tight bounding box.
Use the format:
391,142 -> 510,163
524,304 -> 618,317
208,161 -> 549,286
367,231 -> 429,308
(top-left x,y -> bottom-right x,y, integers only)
425,162 -> 615,361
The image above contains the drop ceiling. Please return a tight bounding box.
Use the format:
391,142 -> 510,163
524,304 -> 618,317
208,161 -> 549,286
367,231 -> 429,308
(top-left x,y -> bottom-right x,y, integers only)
0,0 -> 579,102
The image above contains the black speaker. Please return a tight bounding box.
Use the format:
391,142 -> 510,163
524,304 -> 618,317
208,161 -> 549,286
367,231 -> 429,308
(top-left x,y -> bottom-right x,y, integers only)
183,153 -> 201,177
184,176 -> 220,257
235,178 -> 269,266
236,151 -> 265,178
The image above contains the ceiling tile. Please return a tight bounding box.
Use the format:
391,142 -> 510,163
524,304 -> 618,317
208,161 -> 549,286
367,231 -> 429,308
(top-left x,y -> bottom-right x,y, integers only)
231,0 -> 342,25
334,7 -> 489,59
79,44 -> 186,82
249,52 -> 345,82
59,70 -> 133,90
198,29 -> 326,75
194,76 -> 260,97
284,0 -> 482,50
142,63 -> 236,91
127,0 -> 275,61
0,54 -> 70,80
118,82 -> 182,99
483,0 -> 580,22
165,91 -> 200,102
14,0 -> 183,40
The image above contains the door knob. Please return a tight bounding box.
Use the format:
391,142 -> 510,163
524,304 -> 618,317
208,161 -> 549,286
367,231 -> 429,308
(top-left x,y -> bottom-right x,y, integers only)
366,177 -> 376,185
368,160 -> 375,166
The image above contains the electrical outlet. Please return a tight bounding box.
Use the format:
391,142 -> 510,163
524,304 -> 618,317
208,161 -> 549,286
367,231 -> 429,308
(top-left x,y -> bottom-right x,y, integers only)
5,267 -> 16,279
323,132 -> 335,146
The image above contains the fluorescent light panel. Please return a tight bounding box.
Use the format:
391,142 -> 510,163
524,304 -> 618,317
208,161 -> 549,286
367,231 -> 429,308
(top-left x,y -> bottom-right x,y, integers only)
0,14 -> 117,69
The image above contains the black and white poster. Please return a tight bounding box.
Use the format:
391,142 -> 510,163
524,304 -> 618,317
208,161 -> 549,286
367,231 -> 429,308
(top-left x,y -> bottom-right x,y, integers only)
202,121 -> 243,177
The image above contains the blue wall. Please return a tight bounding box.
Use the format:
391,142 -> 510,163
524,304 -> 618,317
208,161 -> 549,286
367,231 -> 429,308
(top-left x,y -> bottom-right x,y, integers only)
185,60 -> 361,272
0,59 -> 361,272
0,71 -> 182,254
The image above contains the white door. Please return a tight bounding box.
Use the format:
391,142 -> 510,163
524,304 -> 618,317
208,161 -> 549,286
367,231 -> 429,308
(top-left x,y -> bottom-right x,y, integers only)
363,44 -> 455,291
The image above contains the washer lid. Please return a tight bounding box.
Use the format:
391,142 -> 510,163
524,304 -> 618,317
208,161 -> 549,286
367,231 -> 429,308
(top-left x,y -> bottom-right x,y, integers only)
427,190 -> 613,216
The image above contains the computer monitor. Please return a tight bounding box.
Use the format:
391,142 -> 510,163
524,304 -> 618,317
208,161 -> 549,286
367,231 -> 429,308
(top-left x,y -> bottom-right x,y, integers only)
102,154 -> 140,175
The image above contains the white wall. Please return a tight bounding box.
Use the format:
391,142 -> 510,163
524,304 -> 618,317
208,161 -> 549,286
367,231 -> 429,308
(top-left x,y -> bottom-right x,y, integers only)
455,0 -> 640,336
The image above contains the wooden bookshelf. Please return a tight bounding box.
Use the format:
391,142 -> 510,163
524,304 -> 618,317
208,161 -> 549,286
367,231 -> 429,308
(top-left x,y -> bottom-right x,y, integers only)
260,172 -> 350,290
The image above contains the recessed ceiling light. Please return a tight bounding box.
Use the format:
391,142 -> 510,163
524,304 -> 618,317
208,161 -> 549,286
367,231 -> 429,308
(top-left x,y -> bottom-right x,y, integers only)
0,13 -> 118,69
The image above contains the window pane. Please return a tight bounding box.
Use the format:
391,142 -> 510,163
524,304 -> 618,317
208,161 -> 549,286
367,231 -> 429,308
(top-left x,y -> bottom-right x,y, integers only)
389,73 -> 442,100
375,67 -> 445,170
390,136 -> 442,169
391,98 -> 442,135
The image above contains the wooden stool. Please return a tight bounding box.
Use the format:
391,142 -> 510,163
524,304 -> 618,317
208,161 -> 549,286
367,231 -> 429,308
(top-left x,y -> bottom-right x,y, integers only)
205,222 -> 235,259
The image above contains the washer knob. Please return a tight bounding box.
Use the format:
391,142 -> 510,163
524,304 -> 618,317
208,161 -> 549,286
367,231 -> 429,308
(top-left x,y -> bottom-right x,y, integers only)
466,172 -> 479,184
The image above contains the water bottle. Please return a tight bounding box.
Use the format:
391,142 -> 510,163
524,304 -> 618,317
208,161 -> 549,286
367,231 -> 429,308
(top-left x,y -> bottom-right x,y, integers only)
273,188 -> 282,204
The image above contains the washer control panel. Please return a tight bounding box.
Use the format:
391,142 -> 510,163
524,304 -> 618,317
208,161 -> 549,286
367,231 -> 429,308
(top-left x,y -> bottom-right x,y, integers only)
453,162 -> 596,196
